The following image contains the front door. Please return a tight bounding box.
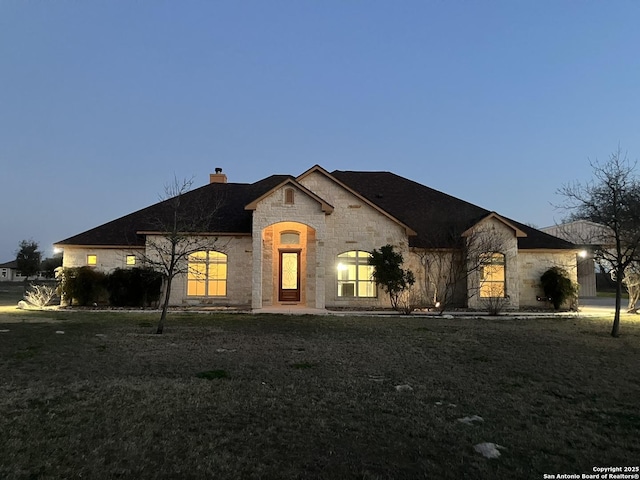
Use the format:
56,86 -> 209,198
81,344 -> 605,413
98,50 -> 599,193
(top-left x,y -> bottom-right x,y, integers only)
279,250 -> 300,302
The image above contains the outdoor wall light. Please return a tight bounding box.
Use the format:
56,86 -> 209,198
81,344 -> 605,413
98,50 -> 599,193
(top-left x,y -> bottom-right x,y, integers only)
578,250 -> 588,258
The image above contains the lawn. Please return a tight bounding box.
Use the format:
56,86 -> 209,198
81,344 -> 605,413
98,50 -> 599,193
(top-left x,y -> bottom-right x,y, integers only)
1,307 -> 639,479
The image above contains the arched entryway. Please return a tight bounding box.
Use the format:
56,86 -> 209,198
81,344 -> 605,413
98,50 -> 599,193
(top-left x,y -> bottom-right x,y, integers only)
261,221 -> 317,307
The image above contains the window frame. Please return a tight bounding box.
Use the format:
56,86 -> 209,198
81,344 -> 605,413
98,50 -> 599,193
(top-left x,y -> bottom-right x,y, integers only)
87,254 -> 97,266
280,230 -> 300,245
479,252 -> 506,298
187,250 -> 228,297
337,250 -> 377,298
284,188 -> 295,205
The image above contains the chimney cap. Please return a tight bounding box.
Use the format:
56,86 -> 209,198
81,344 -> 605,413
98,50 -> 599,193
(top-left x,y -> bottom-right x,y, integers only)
215,167 -> 223,174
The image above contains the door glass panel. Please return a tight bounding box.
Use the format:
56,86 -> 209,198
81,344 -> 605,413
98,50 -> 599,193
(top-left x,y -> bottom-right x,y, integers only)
281,252 -> 298,290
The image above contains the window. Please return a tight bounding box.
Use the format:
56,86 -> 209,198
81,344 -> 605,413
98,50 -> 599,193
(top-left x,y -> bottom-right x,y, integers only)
126,255 -> 136,266
187,251 -> 227,296
1,269 -> 6,278
280,231 -> 300,245
337,251 -> 376,297
284,188 -> 295,205
87,255 -> 97,266
480,252 -> 506,298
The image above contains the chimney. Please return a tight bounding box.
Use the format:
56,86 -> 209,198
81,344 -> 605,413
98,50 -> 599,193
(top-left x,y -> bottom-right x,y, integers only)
209,167 -> 227,184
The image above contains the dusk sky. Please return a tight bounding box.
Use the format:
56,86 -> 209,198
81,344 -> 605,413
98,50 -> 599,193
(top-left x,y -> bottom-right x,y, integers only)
1,1 -> 639,262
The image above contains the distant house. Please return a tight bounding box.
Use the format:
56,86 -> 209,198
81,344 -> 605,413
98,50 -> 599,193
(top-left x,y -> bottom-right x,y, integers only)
55,165 -> 577,311
0,260 -> 48,282
541,220 -> 613,298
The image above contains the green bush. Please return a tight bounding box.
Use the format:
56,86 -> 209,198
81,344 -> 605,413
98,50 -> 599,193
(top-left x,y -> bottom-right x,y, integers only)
107,268 -> 162,307
540,266 -> 578,310
58,267 -> 108,306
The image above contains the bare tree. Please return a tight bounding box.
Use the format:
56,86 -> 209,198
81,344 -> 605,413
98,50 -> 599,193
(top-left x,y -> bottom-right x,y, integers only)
558,147 -> 640,337
141,176 -> 224,334
412,218 -> 510,314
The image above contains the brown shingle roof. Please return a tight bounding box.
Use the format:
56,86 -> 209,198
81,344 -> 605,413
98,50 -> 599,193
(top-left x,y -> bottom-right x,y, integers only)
56,175 -> 292,247
56,168 -> 574,251
330,170 -> 575,250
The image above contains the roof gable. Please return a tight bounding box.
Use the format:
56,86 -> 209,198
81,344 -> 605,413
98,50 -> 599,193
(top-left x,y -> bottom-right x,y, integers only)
244,177 -> 334,213
298,165 -> 417,236
462,212 -> 527,238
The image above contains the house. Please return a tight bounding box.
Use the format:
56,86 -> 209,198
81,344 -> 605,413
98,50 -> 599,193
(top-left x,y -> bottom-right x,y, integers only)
542,220 -> 615,298
55,165 -> 577,311
0,260 -> 48,282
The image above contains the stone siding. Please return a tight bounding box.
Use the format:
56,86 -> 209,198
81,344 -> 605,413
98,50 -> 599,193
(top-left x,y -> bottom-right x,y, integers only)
61,247 -> 145,272
251,183 -> 328,308
518,250 -> 578,308
299,171 -> 408,309
151,235 -> 253,307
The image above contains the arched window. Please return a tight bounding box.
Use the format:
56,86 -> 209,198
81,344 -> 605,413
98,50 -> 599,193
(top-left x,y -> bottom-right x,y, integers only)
337,251 -> 376,298
479,252 -> 506,298
280,231 -> 300,245
187,251 -> 227,297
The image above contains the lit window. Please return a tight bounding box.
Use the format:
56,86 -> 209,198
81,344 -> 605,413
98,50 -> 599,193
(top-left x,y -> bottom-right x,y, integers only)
87,255 -> 97,266
280,231 -> 300,245
284,188 -> 295,205
337,251 -> 376,298
126,255 -> 136,266
480,252 -> 506,298
187,251 -> 227,297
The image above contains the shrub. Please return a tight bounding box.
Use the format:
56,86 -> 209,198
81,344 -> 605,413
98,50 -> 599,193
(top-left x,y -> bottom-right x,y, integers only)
369,244 -> 416,313
106,268 -> 163,307
23,284 -> 57,309
540,267 -> 578,310
482,295 -> 510,315
58,267 -> 108,306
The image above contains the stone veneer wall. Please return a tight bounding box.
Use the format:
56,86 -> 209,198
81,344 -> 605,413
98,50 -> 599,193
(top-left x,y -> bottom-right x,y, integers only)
62,246 -> 145,271
162,235 -> 253,307
518,250 -> 577,308
406,250 -> 468,308
298,171 -> 409,309
251,183 -> 328,309
464,219 -> 520,310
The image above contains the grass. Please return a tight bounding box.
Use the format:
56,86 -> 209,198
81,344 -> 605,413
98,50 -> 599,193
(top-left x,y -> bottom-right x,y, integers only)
1,307 -> 640,479
0,282 -> 25,306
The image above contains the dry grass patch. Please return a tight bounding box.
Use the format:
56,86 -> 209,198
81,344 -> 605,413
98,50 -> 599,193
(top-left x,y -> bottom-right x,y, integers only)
0,311 -> 639,479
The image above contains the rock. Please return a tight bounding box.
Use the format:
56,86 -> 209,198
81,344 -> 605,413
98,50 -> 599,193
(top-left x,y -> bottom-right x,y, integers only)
55,331 -> 65,334
473,442 -> 504,459
395,384 -> 413,392
457,415 -> 484,425
17,300 -> 28,310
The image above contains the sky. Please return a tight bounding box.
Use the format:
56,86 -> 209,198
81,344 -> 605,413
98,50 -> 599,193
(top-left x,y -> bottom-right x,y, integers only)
1,1 -> 639,261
